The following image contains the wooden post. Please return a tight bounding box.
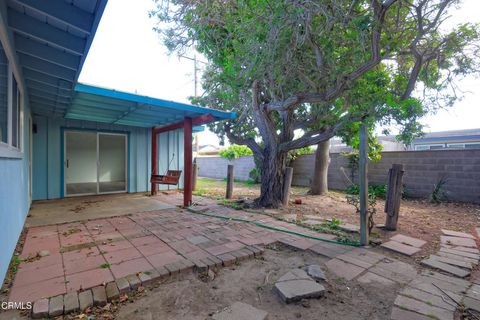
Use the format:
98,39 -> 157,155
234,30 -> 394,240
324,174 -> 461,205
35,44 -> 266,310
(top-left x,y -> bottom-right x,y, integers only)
359,125 -> 369,246
385,164 -> 404,231
183,117 -> 193,207
226,164 -> 234,199
282,167 -> 294,206
192,160 -> 198,191
151,128 -> 158,195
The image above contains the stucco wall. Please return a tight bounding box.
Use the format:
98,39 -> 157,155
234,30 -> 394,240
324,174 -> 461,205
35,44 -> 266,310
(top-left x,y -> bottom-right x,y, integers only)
196,156 -> 255,181
197,150 -> 480,204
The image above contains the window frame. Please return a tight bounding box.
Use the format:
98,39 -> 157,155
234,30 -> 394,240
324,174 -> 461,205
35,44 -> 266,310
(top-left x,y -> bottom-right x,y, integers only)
0,63 -> 23,159
414,144 -> 445,151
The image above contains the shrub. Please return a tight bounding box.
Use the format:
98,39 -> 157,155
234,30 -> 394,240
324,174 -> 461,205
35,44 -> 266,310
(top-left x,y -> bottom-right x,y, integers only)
219,144 -> 253,161
345,184 -> 387,199
429,176 -> 448,203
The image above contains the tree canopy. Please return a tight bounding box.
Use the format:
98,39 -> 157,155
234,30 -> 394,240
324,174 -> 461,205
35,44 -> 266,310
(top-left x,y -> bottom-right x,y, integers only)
152,0 -> 480,207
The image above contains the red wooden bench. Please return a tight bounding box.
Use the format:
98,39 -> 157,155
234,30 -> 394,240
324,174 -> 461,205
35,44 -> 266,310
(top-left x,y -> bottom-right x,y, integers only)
150,170 -> 182,185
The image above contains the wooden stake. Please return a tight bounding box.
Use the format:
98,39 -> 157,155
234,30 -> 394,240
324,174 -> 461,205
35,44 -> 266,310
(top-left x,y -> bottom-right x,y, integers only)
359,125 -> 369,246
385,164 -> 404,231
282,167 -> 294,206
226,164 -> 234,199
192,161 -> 198,191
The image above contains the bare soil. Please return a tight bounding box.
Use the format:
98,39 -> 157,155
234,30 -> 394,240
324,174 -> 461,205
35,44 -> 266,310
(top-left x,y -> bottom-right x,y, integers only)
114,247 -> 399,320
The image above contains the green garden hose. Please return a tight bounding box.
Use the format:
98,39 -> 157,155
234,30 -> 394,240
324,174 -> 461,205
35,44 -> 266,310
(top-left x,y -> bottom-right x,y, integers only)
186,207 -> 361,247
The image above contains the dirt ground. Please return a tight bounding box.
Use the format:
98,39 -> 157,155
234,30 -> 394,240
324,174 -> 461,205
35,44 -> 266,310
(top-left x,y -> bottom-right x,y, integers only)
112,247 -> 399,320
195,178 -> 480,257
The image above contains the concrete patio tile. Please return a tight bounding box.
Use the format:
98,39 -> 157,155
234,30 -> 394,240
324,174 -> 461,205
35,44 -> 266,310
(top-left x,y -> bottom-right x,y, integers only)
369,260 -> 417,284
64,254 -> 107,275
429,254 -> 473,269
130,235 -> 162,246
381,241 -> 421,256
441,229 -> 475,239
9,276 -> 66,303
336,253 -> 373,269
126,274 -> 141,289
13,264 -> 64,288
308,242 -> 353,259
98,239 -> 134,253
91,231 -> 124,242
390,307 -> 432,320
278,237 -> 318,251
437,251 -> 478,264
441,245 -> 479,254
463,296 -> 480,313
325,258 -> 365,281
212,302 -> 268,320
421,257 -> 470,278
400,288 -> 456,311
146,251 -> 184,269
409,276 -> 467,296
466,284 -> 480,301
357,272 -> 396,286
28,225 -> 58,237
440,236 -> 477,248
342,248 -> 385,265
20,237 -> 61,258
135,242 -> 172,256
390,234 -> 427,248
66,268 -> 114,292
104,247 -> 142,265
394,295 -> 453,320
421,270 -> 471,288
18,253 -> 62,272
115,277 -> 130,293
63,246 -> 101,262
109,257 -> 153,279
439,247 -> 480,260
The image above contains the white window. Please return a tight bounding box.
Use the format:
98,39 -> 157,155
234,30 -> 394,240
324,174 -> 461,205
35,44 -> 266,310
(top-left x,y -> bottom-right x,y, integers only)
0,43 -> 23,158
465,142 -> 480,149
447,143 -> 465,149
414,144 -> 444,151
447,142 -> 480,149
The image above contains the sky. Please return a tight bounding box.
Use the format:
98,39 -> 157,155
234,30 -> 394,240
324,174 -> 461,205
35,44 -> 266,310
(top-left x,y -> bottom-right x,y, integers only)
79,0 -> 480,146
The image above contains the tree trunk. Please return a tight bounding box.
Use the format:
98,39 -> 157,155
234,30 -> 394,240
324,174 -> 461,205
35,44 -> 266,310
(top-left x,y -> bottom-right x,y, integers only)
310,139 -> 330,195
256,148 -> 288,208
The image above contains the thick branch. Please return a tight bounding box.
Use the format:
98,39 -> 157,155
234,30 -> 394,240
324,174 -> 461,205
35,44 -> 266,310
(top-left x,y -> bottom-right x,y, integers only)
224,123 -> 263,159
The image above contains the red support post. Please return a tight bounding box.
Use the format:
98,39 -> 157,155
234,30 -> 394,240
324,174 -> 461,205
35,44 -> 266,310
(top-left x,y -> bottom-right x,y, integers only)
151,127 -> 158,195
183,117 -> 193,207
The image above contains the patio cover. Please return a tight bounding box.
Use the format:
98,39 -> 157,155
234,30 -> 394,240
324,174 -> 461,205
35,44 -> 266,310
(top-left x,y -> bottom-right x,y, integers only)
67,83 -> 236,128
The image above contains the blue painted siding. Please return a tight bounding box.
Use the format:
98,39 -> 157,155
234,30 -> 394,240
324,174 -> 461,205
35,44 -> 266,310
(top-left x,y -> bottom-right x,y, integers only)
0,106 -> 31,284
32,115 -> 184,200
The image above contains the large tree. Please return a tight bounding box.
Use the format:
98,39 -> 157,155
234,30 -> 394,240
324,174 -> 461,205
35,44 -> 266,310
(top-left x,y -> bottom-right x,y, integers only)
152,0 -> 480,207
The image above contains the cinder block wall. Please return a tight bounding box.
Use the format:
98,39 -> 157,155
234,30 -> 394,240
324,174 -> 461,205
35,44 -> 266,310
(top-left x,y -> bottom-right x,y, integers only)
197,149 -> 480,203
196,156 -> 255,181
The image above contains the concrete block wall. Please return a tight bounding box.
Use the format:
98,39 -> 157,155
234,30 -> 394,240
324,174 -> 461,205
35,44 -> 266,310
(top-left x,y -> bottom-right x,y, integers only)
197,149 -> 480,204
196,156 -> 255,181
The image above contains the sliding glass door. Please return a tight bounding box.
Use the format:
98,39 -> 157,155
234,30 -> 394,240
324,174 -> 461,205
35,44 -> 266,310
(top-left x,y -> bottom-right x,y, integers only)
64,131 -> 127,197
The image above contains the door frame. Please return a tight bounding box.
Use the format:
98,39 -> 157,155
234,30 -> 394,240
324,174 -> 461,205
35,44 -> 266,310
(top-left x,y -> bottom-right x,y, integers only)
62,128 -> 129,198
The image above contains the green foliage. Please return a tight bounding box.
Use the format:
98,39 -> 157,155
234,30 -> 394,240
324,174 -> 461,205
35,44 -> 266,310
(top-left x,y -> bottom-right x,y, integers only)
249,167 -> 261,184
345,184 -> 387,199
287,146 -> 314,165
219,144 -> 253,161
346,193 -> 377,233
429,176 -> 448,203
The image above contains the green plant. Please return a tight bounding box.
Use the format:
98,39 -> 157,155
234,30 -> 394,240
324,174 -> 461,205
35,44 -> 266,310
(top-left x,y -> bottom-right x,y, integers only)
346,193 -> 377,234
9,256 -> 22,275
287,146 -> 313,165
100,262 -> 110,269
429,176 -> 448,203
345,184 -> 386,199
249,167 -> 261,184
219,144 -> 253,161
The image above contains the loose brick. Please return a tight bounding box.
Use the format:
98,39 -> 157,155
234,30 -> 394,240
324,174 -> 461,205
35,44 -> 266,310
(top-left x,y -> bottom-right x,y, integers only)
126,274 -> 141,290
155,266 -> 170,279
63,292 -> 79,314
78,290 -> 93,311
31,298 -> 49,319
205,255 -> 223,267
49,295 -> 64,317
105,282 -> 120,300
165,262 -> 182,275
247,245 -> 264,257
217,253 -> 236,267
92,286 -> 107,307
145,269 -> 161,282
115,277 -> 130,294
180,259 -> 195,272
193,259 -> 208,273
230,249 -> 249,261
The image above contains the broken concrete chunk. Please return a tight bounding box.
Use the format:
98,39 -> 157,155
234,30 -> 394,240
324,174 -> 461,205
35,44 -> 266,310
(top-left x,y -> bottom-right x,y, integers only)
304,264 -> 326,281
274,279 -> 325,303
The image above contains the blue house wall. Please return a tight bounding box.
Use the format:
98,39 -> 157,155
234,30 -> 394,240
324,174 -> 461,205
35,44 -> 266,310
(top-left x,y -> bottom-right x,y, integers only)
32,115 -> 185,200
0,103 -> 31,284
